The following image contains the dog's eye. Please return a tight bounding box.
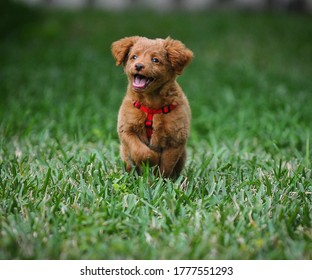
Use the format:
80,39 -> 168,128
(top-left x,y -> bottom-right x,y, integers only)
132,55 -> 138,60
152,57 -> 159,63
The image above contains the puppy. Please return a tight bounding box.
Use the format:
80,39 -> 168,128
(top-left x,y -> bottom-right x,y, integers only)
111,36 -> 193,178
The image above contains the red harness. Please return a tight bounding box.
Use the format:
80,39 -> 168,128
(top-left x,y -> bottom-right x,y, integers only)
133,100 -> 177,142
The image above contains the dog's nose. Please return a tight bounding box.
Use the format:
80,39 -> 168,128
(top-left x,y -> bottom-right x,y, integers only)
135,63 -> 144,72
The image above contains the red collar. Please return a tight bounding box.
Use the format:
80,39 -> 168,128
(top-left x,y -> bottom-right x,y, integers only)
133,100 -> 177,142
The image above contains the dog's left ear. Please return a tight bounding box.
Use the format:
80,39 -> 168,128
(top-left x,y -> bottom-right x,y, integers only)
111,36 -> 140,66
164,37 -> 193,75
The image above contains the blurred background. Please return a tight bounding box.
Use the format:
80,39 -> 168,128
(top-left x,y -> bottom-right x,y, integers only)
14,0 -> 312,12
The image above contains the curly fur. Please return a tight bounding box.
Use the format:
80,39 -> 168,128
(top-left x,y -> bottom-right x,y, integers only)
112,36 -> 193,178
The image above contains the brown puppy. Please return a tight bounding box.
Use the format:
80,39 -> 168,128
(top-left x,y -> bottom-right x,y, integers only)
111,36 -> 193,178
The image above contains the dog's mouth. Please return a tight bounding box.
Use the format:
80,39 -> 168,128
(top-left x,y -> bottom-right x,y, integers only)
132,74 -> 154,90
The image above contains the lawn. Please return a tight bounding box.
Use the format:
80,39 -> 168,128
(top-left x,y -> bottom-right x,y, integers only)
0,1 -> 311,259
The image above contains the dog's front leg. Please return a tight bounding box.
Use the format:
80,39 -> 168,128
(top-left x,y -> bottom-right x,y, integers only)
159,146 -> 186,178
121,131 -> 160,170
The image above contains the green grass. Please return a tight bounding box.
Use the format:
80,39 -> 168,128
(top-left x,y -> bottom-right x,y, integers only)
0,2 -> 311,259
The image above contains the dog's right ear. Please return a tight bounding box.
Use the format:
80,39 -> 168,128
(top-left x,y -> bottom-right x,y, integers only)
111,36 -> 140,66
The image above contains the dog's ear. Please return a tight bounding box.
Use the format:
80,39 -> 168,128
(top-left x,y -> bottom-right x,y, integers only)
111,36 -> 140,66
164,37 -> 193,75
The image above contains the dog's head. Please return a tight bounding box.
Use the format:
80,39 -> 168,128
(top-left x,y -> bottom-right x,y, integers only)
111,36 -> 193,93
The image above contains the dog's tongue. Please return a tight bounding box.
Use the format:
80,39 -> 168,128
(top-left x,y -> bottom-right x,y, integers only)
133,75 -> 147,88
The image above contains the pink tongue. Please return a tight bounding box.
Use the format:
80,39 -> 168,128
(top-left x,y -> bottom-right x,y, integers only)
134,76 -> 147,88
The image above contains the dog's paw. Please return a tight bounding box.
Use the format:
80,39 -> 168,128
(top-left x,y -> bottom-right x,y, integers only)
142,147 -> 160,166
133,146 -> 160,166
